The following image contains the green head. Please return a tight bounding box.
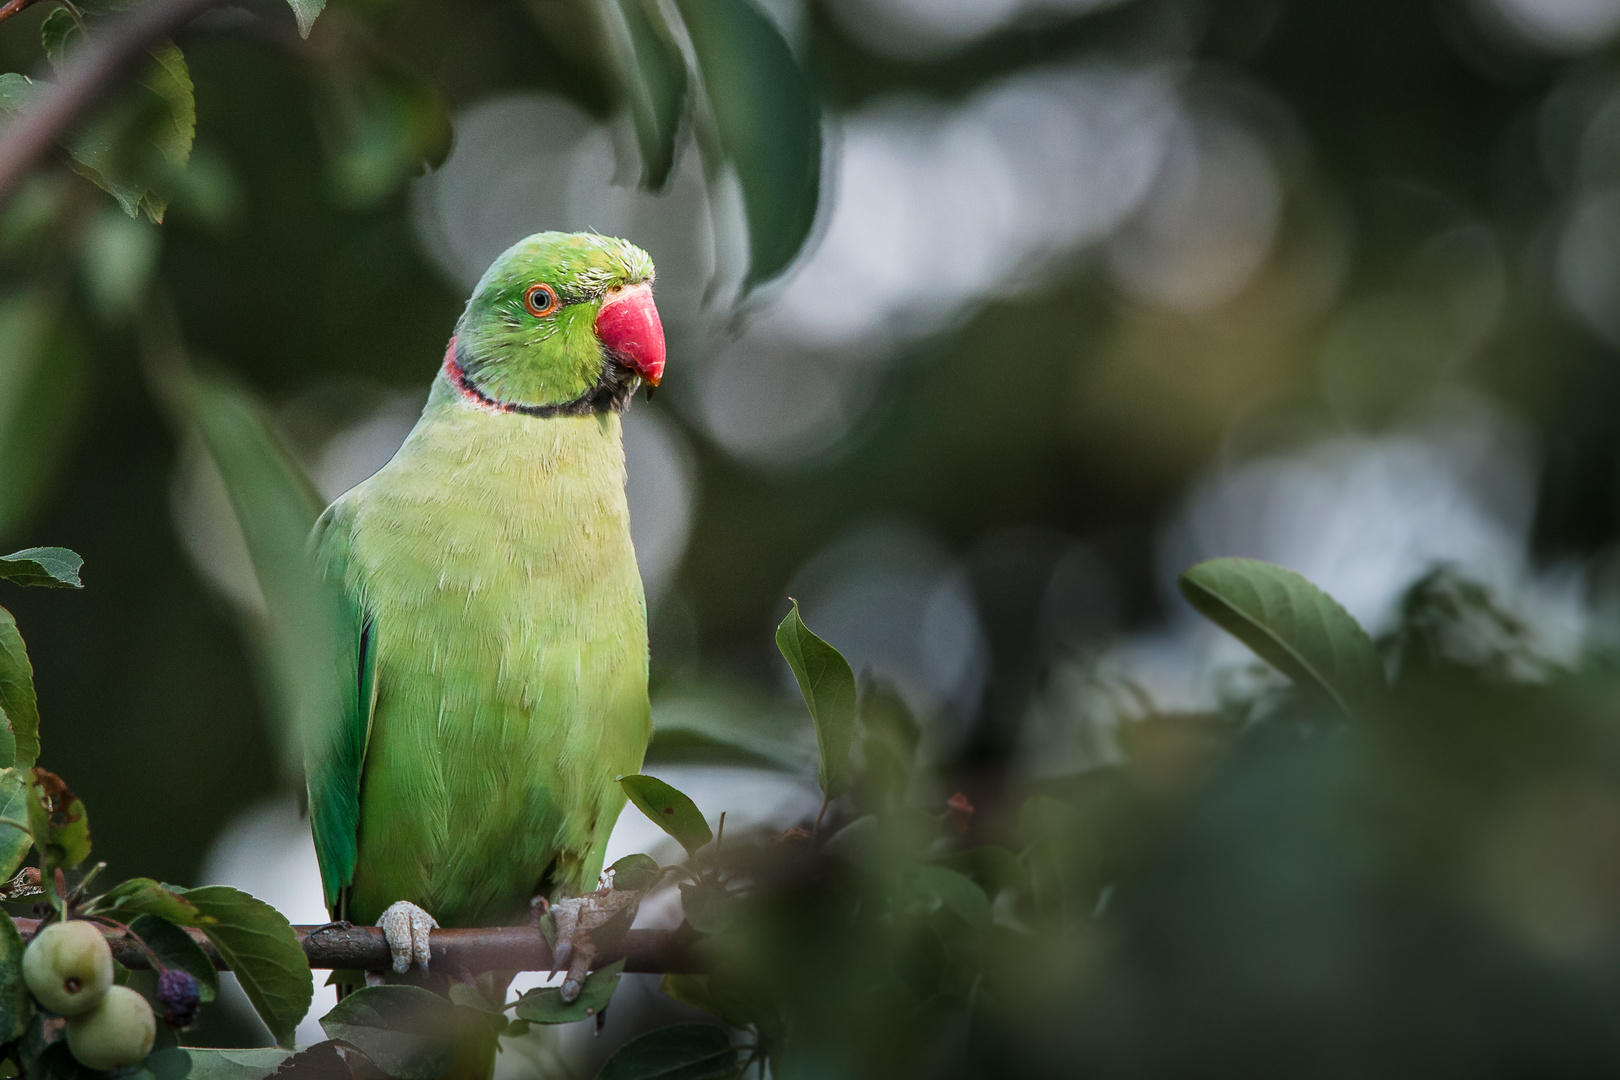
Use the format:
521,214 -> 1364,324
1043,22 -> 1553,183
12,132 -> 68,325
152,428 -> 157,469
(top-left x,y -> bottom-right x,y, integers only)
448,232 -> 664,416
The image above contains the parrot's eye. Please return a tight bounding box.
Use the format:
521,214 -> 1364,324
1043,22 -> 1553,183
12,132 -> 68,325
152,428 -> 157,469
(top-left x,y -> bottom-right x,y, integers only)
524,284 -> 560,318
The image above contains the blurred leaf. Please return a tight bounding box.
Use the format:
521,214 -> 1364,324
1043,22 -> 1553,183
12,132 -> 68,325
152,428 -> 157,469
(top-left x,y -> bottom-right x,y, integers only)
0,608 -> 39,769
286,0 -> 324,38
0,548 -> 82,590
673,0 -> 820,286
615,0 -> 687,189
914,866 -> 991,929
0,74 -> 40,113
90,878 -> 204,926
678,881 -> 736,934
172,370 -> 344,785
129,915 -> 218,1002
595,1023 -> 736,1080
320,985 -> 456,1079
82,209 -> 161,319
610,852 -> 662,892
27,769 -> 89,870
620,774 -> 713,855
0,910 -> 31,1043
659,974 -> 722,1020
181,886 -> 311,1048
936,846 -> 1028,896
1179,558 -> 1383,720
514,960 -> 624,1023
856,679 -> 918,809
317,60 -> 451,208
39,9 -> 80,70
776,601 -> 857,799
167,1048 -> 293,1080
0,771 -> 30,876
648,686 -> 819,775
0,293 -> 89,541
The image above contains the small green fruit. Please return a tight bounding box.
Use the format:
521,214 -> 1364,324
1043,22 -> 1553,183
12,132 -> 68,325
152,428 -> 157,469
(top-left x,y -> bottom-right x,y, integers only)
66,985 -> 156,1070
22,920 -> 113,1016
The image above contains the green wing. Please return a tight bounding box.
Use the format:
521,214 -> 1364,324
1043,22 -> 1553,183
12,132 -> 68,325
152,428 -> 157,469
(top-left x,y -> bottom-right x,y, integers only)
307,501 -> 377,915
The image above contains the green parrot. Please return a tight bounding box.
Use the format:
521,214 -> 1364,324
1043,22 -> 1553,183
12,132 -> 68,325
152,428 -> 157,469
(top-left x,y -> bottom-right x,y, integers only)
305,232 -> 665,1009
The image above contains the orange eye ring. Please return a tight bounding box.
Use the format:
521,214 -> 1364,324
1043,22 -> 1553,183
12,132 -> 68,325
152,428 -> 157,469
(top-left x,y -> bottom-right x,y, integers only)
524,284 -> 560,317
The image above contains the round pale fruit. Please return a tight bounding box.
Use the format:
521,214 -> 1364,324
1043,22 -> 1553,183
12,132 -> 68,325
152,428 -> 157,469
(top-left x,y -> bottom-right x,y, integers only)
66,985 -> 156,1070
22,920 -> 113,1016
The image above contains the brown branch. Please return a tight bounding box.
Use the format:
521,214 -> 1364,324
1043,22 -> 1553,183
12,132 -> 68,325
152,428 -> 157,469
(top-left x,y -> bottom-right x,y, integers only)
0,0 -> 44,29
13,919 -> 703,975
0,0 -> 221,206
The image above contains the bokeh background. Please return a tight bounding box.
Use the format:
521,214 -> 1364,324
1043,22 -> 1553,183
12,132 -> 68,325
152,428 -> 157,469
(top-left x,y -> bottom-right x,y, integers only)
8,0 -> 1620,1069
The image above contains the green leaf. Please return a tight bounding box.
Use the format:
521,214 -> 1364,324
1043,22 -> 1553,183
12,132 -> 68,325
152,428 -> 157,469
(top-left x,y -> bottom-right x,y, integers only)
286,0 -> 324,37
129,915 -> 218,1002
609,853 -> 662,893
90,878 -> 204,925
0,909 -> 33,1042
320,985 -> 456,1079
0,549 -> 82,589
63,42 -> 196,222
514,960 -> 624,1024
27,769 -> 89,870
619,774 -> 713,856
316,61 -> 451,208
775,601 -> 857,799
1179,557 -> 1384,720
596,1023 -> 737,1080
180,886 -> 311,1048
0,608 -> 39,768
914,865 -> 991,929
674,0 -> 820,287
678,881 -> 736,935
616,0 -> 688,190
0,293 -> 90,547
39,9 -> 80,70
658,974 -> 721,1020
0,771 -> 29,877
0,74 -> 41,114
163,1048 -> 292,1080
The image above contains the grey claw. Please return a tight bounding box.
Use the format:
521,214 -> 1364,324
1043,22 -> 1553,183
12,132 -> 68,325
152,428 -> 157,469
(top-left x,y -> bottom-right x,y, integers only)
376,901 -> 438,974
560,975 -> 583,1004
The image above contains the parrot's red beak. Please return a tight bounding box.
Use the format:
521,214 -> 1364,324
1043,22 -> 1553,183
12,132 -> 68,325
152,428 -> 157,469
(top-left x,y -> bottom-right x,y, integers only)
595,283 -> 665,387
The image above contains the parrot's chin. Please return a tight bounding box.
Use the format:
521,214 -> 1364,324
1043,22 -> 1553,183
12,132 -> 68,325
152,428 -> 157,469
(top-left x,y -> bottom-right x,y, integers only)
595,283 -> 666,387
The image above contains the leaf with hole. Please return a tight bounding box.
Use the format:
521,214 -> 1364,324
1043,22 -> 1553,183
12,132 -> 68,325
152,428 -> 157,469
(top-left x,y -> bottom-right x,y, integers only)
27,769 -> 88,870
1179,558 -> 1383,719
776,601 -> 857,799
620,774 -> 713,855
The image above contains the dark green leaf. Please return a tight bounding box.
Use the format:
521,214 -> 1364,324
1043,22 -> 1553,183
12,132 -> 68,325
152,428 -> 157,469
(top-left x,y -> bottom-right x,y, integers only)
181,886 -> 311,1048
1179,557 -> 1384,720
609,853 -> 662,893
0,74 -> 41,114
0,908 -> 32,1042
675,0 -> 819,287
0,607 -> 39,768
90,878 -> 204,925
316,62 -> 451,208
514,960 -> 624,1024
0,294 -> 90,549
658,974 -> 721,1020
39,10 -> 80,70
286,0 -> 324,37
320,985 -> 456,1079
0,549 -> 82,589
0,770 -> 30,878
914,866 -> 991,929
64,42 -> 196,222
775,601 -> 857,799
620,775 -> 713,855
616,0 -> 687,189
130,915 -> 218,1002
27,769 -> 89,869
678,881 -> 736,935
595,1023 -> 737,1080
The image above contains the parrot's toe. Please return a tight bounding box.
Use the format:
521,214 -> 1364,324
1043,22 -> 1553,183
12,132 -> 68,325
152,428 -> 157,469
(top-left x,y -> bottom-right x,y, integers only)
376,900 -> 438,974
545,888 -> 641,1003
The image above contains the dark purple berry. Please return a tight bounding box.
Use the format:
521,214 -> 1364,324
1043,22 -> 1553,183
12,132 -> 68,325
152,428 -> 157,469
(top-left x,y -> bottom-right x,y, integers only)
156,970 -> 200,1029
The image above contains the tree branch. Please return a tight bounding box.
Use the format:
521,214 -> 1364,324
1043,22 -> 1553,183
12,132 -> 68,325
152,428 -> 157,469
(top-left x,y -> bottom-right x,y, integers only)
0,0 -> 221,206
13,919 -> 703,975
0,0 -> 44,30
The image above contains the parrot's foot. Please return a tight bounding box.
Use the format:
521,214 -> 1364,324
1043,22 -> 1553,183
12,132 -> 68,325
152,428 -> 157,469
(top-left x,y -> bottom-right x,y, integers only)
376,900 -> 438,974
544,888 -> 641,1003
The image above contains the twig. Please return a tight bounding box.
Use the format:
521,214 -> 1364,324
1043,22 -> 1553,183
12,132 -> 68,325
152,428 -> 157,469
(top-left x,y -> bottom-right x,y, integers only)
0,0 -> 221,206
0,0 -> 43,28
12,919 -> 704,975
